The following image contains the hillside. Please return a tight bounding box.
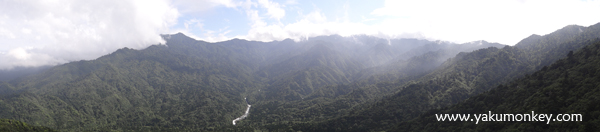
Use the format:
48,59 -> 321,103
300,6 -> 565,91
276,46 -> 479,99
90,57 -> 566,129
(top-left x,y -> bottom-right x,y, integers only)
0,45 -> 259,131
0,22 -> 597,131
283,23 -> 600,131
0,32 -> 502,131
395,38 -> 600,131
2,1 -> 598,131
0,118 -> 57,132
1,22 -> 597,131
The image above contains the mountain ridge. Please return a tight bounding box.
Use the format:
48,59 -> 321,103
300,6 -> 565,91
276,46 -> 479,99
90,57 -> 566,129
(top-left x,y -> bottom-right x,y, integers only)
281,22 -> 600,131
3,22 -> 599,131
394,37 -> 600,131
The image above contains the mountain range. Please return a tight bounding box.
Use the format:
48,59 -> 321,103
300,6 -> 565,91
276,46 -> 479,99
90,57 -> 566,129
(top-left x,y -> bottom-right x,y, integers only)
0,22 -> 599,131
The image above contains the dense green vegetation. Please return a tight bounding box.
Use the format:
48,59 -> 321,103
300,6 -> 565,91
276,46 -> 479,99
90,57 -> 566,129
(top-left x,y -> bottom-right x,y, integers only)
0,22 -> 598,131
395,38 -> 600,131
0,33 -> 270,131
0,32 -> 497,131
0,66 -> 51,82
0,118 -> 57,132
262,23 -> 600,131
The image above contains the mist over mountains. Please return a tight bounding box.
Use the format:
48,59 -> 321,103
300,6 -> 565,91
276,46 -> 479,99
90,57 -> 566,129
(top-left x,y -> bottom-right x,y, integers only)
1,22 -> 600,131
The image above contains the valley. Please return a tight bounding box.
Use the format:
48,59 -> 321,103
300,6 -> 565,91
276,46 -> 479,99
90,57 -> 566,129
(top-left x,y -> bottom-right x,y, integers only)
0,23 -> 599,131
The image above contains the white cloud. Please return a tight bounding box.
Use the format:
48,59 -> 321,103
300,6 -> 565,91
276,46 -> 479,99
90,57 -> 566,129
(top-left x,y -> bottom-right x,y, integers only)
285,0 -> 298,5
201,26 -> 234,42
167,0 -> 253,43
8,47 -> 32,60
20,28 -> 32,34
240,0 -> 600,45
172,18 -> 236,42
173,0 -> 241,13
370,0 -> 600,44
0,28 -> 16,39
184,19 -> 204,29
173,0 -> 287,43
257,0 -> 286,20
245,10 -> 374,42
243,8 -> 429,42
2,47 -> 62,68
2,0 -> 599,70
0,0 -> 179,70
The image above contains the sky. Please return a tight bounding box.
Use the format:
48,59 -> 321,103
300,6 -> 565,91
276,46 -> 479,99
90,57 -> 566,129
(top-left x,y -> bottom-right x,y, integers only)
1,0 -> 600,70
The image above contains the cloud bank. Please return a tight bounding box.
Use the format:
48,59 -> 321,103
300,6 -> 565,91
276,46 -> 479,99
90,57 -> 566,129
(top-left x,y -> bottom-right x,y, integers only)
0,0 -> 178,70
177,0 -> 600,46
238,0 -> 600,44
2,0 -> 600,70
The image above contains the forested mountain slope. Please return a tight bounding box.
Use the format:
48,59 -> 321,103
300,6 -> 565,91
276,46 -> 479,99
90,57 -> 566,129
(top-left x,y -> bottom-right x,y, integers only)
0,66 -> 51,82
0,32 -> 502,131
259,43 -> 366,100
0,118 -> 57,132
1,22 -> 597,131
396,38 -> 600,131
1,21 -> 596,131
0,43 -> 261,131
286,23 -> 600,131
354,40 -> 504,83
237,41 -> 504,129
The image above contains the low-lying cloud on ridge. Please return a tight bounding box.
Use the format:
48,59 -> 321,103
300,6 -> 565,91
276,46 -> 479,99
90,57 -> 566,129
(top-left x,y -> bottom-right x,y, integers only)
0,0 -> 178,70
1,0 -> 600,70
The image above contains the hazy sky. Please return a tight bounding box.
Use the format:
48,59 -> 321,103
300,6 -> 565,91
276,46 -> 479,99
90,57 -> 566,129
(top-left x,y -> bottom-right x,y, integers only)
1,0 -> 599,69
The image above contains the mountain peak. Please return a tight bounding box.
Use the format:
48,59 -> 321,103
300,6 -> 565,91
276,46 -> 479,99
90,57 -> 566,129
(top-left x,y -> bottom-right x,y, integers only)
173,32 -> 185,36
160,33 -> 204,48
515,34 -> 542,47
161,32 -> 192,40
553,25 -> 585,35
515,24 -> 585,49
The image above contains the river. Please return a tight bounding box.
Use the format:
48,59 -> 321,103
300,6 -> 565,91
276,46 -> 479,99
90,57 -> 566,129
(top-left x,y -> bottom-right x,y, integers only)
232,98 -> 251,125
